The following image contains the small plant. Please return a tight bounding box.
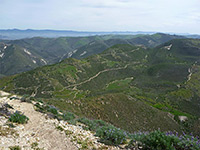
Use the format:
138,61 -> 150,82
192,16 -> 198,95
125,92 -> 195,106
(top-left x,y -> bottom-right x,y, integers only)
20,95 -> 31,103
31,142 -> 39,148
67,119 -> 77,125
9,111 -> 29,124
56,126 -> 64,131
34,102 -> 45,113
96,125 -> 127,145
65,130 -> 73,136
9,145 -> 21,150
62,112 -> 75,121
48,106 -> 58,115
77,118 -> 127,145
78,118 -> 107,131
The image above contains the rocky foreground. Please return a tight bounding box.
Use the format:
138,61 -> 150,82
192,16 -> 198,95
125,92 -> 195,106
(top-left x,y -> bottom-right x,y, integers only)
0,91 -> 120,150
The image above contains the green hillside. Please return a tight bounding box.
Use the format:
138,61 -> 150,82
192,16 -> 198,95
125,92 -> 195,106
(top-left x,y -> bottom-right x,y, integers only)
71,33 -> 183,59
0,36 -> 102,76
0,33 -> 183,76
0,43 -> 44,76
1,38 -> 200,134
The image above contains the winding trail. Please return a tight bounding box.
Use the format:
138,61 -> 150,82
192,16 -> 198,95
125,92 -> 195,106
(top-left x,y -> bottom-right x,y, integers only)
64,64 -> 128,89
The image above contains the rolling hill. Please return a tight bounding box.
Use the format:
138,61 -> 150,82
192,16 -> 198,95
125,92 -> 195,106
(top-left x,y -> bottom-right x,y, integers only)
0,33 -> 183,76
71,33 -> 184,59
0,36 -> 103,76
1,38 -> 200,134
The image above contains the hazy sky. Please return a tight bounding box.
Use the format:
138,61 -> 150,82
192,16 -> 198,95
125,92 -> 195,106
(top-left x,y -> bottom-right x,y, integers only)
0,0 -> 200,34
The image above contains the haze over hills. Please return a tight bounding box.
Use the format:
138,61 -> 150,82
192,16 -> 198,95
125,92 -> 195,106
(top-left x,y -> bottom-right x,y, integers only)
0,29 -> 199,41
0,33 -> 183,76
0,29 -> 157,40
1,38 -> 200,134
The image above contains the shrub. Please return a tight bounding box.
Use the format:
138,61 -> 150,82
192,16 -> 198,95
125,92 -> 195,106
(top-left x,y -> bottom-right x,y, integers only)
56,126 -> 64,131
31,142 -> 38,149
9,111 -> 29,124
128,130 -> 200,150
34,102 -> 45,113
48,106 -> 58,115
78,118 -> 107,131
20,95 -> 31,103
9,146 -> 21,150
96,125 -> 127,145
78,118 -> 127,145
62,112 -> 75,121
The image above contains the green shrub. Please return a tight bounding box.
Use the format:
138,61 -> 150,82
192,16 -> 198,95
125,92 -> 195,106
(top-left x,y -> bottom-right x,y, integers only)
56,126 -> 64,131
9,146 -> 21,150
34,102 -> 45,113
96,125 -> 127,145
48,107 -> 58,115
62,112 -> 75,121
78,118 -> 107,131
67,119 -> 77,125
128,130 -> 200,150
78,118 -> 127,145
20,95 -> 31,103
9,111 -> 29,124
31,142 -> 39,148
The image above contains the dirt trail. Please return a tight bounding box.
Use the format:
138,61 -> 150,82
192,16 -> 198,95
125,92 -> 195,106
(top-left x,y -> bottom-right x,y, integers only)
64,64 -> 128,89
15,101 -> 77,150
0,91 -> 78,150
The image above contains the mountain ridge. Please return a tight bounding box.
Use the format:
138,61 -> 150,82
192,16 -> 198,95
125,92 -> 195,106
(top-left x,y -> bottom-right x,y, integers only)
0,33 -> 184,76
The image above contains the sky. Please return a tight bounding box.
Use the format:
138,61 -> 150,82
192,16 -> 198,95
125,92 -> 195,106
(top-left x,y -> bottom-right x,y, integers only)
0,0 -> 200,34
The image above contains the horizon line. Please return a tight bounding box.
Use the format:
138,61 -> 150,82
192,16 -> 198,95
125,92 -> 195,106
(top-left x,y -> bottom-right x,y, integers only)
0,28 -> 197,35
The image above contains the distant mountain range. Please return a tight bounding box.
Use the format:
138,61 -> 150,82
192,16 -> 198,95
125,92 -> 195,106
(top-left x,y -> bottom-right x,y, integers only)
0,29 -> 199,40
0,33 -> 184,76
0,29 -> 157,40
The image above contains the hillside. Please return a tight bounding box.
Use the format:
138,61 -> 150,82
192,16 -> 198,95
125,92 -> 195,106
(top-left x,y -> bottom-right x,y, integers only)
1,91 -> 200,150
0,36 -> 102,76
71,33 -> 184,59
0,91 -> 122,150
1,39 -> 200,134
0,43 -> 44,76
0,33 -> 183,76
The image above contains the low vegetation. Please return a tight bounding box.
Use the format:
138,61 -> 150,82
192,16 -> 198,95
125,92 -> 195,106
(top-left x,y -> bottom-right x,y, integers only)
9,111 -> 29,124
96,125 -> 127,145
1,38 -> 200,148
9,146 -> 21,150
128,130 -> 200,150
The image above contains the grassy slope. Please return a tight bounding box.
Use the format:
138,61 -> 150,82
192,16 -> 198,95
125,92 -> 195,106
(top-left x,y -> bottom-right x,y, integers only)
71,33 -> 184,59
0,36 -> 103,76
0,44 -> 44,76
1,33 -> 183,76
0,39 -> 200,134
